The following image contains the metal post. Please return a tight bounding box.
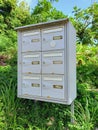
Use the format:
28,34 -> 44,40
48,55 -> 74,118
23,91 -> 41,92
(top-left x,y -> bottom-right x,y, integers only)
71,101 -> 74,123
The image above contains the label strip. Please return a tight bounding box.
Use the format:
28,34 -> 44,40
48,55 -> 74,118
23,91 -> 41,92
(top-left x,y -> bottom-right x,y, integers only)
23,76 -> 40,80
43,53 -> 63,57
43,27 -> 63,34
23,54 -> 40,58
43,77 -> 63,81
23,31 -> 40,36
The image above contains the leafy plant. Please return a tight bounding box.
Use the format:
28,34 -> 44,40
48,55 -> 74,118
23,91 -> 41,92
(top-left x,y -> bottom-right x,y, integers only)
68,100 -> 95,130
1,79 -> 18,129
70,2 -> 98,45
0,0 -> 98,129
0,98 -> 5,129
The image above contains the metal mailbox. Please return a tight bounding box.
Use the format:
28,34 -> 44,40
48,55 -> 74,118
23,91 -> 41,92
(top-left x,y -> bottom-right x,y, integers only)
22,52 -> 41,74
16,18 -> 76,105
42,26 -> 64,51
42,51 -> 64,74
22,30 -> 41,52
42,75 -> 65,99
22,75 -> 41,96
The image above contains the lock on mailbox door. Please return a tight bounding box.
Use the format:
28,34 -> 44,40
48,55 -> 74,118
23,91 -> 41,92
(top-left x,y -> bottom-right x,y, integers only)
42,75 -> 65,99
22,75 -> 41,96
42,51 -> 64,74
42,26 -> 64,51
22,52 -> 41,74
22,30 -> 41,52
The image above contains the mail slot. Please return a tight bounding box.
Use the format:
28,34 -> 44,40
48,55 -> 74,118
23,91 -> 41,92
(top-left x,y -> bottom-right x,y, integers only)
42,26 -> 64,51
22,30 -> 41,52
42,51 -> 64,74
22,52 -> 41,74
22,75 -> 41,96
42,75 -> 65,99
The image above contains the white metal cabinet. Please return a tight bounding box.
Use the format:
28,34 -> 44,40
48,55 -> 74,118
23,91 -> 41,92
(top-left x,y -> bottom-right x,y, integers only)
22,75 -> 41,96
22,30 -> 41,52
42,26 -> 65,51
16,18 -> 76,105
42,75 -> 65,99
42,51 -> 64,74
22,52 -> 41,74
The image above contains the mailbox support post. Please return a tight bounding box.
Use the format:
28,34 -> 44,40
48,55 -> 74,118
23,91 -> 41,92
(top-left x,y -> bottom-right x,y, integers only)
71,101 -> 74,123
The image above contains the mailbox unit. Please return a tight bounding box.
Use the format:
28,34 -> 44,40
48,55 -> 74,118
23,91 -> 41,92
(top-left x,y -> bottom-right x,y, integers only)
16,18 -> 76,105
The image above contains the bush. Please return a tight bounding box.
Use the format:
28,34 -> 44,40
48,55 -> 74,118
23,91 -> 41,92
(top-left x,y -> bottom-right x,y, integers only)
0,44 -> 98,129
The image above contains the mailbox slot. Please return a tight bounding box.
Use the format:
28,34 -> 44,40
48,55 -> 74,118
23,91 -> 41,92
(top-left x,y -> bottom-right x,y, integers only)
31,39 -> 40,42
22,75 -> 41,96
53,85 -> 63,89
53,60 -> 63,64
22,52 -> 41,74
42,75 -> 65,99
32,61 -> 40,65
31,83 -> 40,87
22,30 -> 41,52
53,35 -> 63,40
42,26 -> 64,51
42,51 -> 64,74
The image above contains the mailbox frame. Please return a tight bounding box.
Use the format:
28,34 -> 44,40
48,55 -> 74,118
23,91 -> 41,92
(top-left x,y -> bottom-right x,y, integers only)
42,50 -> 65,74
16,18 -> 76,105
42,26 -> 65,51
22,74 -> 41,96
22,29 -> 41,52
22,52 -> 41,74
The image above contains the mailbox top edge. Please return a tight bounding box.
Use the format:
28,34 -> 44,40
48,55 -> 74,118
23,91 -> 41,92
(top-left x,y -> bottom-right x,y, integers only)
15,18 -> 69,31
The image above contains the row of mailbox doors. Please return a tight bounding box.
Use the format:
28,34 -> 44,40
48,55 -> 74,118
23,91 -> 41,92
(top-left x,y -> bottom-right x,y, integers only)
22,74 -> 65,99
22,26 -> 65,52
22,51 -> 65,74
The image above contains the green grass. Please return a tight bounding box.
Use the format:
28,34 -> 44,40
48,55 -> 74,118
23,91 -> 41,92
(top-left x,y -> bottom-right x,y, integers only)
0,45 -> 98,129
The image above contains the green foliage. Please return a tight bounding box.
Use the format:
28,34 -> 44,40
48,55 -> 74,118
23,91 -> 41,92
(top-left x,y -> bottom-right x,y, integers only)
0,44 -> 98,129
0,0 -> 30,67
70,2 -> 98,45
0,0 -> 98,129
0,0 -> 30,30
0,66 -> 17,87
0,98 -> 5,129
0,0 -> 15,14
1,80 -> 18,129
76,45 -> 98,127
0,33 -> 16,52
31,0 -> 66,23
68,100 -> 95,130
16,100 -> 69,130
76,45 -> 98,103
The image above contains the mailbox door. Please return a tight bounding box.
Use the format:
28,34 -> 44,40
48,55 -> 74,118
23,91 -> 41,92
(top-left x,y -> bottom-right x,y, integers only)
42,75 -> 65,99
22,30 -> 41,52
42,51 -> 64,74
22,52 -> 41,74
22,75 -> 41,96
42,26 -> 64,51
